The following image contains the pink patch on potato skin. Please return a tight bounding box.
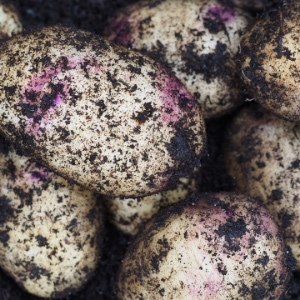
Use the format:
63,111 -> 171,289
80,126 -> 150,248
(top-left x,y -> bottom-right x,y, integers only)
185,273 -> 202,297
205,5 -> 236,24
22,56 -> 100,136
158,71 -> 198,124
204,273 -> 223,298
185,268 -> 223,298
260,211 -> 279,236
7,162 -> 52,190
108,17 -> 133,46
30,170 -> 51,182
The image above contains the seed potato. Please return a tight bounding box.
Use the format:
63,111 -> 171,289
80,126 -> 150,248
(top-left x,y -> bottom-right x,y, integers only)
224,104 -> 300,269
0,0 -> 22,40
103,175 -> 197,235
118,192 -> 293,300
240,1 -> 300,122
0,26 -> 205,198
0,137 -> 103,298
105,0 -> 251,119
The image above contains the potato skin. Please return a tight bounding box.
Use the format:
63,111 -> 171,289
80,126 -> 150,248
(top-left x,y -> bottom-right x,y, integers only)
224,104 -> 300,269
118,192 -> 293,300
105,0 -> 251,119
0,0 -> 22,39
0,137 -> 103,298
0,26 -> 205,197
240,1 -> 300,122
103,175 -> 197,235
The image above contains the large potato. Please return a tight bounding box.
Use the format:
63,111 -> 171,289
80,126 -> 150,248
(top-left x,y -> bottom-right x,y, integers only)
224,104 -> 300,269
118,192 -> 293,299
0,137 -> 103,298
240,1 -> 300,122
0,26 -> 205,198
105,0 -> 251,119
0,0 -> 22,39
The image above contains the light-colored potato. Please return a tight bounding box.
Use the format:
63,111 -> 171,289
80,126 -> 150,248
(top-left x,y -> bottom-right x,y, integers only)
104,175 -> 197,235
0,137 -> 103,298
0,26 -> 205,198
0,0 -> 22,39
105,0 -> 251,119
224,104 -> 300,269
240,1 -> 300,122
118,192 -> 292,299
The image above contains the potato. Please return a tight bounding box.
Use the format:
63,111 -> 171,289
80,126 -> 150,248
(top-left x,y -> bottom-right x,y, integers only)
103,174 -> 197,235
104,0 -> 252,119
240,1 -> 300,122
0,26 -> 205,198
118,192 -> 293,299
0,137 -> 103,298
0,0 -> 22,39
224,104 -> 300,269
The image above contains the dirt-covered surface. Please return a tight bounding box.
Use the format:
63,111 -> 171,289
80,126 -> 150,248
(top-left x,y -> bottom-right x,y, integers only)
0,0 -> 299,299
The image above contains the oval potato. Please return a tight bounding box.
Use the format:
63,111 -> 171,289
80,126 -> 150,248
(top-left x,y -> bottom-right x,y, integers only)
0,137 -> 103,298
240,1 -> 300,122
118,192 -> 292,299
105,0 -> 251,119
224,104 -> 300,269
0,26 -> 205,197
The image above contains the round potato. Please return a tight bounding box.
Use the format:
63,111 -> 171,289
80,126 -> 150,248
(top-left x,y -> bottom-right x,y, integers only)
240,1 -> 300,122
118,192 -> 293,299
0,137 -> 103,298
0,0 -> 22,40
0,26 -> 205,198
105,0 -> 251,119
104,174 -> 197,235
224,104 -> 300,269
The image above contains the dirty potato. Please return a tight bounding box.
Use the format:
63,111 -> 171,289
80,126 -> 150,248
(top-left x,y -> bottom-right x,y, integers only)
118,192 -> 293,299
240,1 -> 300,122
0,26 -> 205,198
0,137 -> 103,298
105,0 -> 252,118
224,104 -> 300,269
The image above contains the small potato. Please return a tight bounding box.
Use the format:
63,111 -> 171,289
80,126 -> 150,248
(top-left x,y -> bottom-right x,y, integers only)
0,137 -> 103,298
105,0 -> 252,119
0,26 -> 205,198
224,104 -> 300,269
240,1 -> 300,122
103,175 -> 197,235
118,192 -> 293,299
0,0 -> 22,39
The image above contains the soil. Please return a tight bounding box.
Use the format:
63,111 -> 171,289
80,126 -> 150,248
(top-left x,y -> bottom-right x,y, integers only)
1,0 -> 299,299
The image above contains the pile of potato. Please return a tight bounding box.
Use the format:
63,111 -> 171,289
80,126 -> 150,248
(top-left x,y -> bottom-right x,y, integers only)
0,0 -> 299,299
